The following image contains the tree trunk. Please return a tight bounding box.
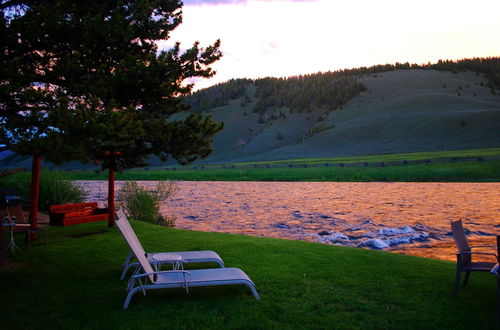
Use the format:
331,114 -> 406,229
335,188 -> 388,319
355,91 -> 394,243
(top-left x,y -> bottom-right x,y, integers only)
29,155 -> 41,241
108,168 -> 115,227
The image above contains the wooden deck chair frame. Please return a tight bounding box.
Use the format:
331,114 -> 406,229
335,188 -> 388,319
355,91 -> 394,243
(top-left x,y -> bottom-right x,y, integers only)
450,219 -> 497,296
118,210 -> 224,280
115,210 -> 260,308
5,205 -> 48,247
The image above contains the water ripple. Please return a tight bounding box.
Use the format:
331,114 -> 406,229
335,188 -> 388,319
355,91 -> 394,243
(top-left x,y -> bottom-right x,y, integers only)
76,180 -> 500,261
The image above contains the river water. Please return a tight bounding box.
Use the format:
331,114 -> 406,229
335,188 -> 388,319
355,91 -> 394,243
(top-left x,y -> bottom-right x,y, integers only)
78,181 -> 500,262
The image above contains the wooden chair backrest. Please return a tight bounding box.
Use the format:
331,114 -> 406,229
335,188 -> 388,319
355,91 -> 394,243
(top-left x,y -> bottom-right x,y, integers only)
6,205 -> 28,224
451,219 -> 471,264
0,208 -> 8,223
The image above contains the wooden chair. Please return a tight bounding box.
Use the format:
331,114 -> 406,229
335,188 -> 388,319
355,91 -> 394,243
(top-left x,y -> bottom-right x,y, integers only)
6,205 -> 48,245
1,207 -> 31,252
450,219 -> 497,296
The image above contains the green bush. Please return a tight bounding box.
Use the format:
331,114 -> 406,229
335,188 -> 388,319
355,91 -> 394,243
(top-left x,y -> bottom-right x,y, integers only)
117,181 -> 178,226
39,171 -> 87,210
0,170 -> 86,211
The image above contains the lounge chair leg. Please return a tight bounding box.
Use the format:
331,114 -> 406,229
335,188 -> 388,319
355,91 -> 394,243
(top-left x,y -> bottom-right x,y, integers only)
120,264 -> 133,280
121,251 -> 136,279
452,267 -> 461,296
123,286 -> 142,309
120,267 -> 129,280
122,250 -> 134,268
462,272 -> 470,287
121,262 -> 140,280
248,284 -> 260,300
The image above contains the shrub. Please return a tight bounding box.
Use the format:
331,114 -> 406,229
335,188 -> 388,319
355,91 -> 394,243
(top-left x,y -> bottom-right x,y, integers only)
118,181 -> 178,226
156,213 -> 177,227
38,171 -> 87,210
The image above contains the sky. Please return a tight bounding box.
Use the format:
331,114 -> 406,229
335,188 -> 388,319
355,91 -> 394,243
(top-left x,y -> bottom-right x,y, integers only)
158,0 -> 500,90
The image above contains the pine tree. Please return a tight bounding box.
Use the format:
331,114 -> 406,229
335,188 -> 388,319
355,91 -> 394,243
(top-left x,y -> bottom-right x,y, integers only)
1,0 -> 223,226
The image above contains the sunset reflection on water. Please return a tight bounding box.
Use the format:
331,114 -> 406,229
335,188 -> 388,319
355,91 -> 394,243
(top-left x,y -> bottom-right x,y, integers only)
79,181 -> 500,262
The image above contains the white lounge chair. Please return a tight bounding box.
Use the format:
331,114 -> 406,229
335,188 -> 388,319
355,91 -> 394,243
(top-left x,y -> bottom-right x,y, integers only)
115,210 -> 260,308
118,210 -> 224,280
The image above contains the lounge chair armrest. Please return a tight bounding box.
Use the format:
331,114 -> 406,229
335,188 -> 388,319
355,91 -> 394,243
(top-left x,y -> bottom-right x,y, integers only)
132,270 -> 191,279
154,270 -> 191,276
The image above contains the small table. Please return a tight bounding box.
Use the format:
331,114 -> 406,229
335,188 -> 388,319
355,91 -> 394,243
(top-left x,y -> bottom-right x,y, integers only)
151,253 -> 184,271
2,223 -> 30,253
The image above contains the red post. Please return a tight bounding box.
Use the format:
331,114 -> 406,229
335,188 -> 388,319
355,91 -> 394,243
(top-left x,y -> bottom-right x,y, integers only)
108,168 -> 115,227
29,155 -> 41,241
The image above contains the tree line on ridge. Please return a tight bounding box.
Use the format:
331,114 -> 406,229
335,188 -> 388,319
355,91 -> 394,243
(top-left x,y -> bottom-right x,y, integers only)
184,57 -> 500,114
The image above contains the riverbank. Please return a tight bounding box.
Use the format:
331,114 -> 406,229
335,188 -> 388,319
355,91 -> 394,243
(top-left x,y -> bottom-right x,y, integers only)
1,220 -> 497,328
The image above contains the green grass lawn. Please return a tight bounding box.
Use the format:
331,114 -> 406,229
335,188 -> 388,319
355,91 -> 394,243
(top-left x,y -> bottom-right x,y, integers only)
1,221 -> 497,329
225,148 -> 500,166
58,159 -> 500,182
2,148 -> 499,183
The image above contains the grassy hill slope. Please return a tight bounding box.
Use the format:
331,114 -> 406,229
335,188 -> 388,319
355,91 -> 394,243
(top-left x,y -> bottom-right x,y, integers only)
199,69 -> 500,163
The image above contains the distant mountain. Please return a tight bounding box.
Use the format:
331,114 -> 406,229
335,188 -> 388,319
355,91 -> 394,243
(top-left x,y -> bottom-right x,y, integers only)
2,58 -> 500,169
0,150 -> 13,160
176,58 -> 500,164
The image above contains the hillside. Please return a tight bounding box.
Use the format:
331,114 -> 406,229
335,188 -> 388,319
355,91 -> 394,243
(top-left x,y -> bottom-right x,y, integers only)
2,60 -> 500,169
181,68 -> 500,164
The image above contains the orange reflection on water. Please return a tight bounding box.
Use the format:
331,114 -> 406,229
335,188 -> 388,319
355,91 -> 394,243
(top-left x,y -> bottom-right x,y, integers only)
79,181 -> 500,262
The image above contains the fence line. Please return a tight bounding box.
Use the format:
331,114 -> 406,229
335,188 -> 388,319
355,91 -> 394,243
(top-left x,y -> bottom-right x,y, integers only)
23,155 -> 496,172
157,155 -> 500,172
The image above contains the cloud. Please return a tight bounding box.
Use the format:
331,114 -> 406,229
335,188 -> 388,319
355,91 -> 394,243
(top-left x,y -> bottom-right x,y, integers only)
184,0 -> 244,5
183,0 -> 316,6
268,41 -> 279,49
262,41 -> 279,55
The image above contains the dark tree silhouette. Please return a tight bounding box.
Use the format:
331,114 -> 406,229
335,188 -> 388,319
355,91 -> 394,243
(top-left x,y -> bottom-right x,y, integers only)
1,0 -> 223,227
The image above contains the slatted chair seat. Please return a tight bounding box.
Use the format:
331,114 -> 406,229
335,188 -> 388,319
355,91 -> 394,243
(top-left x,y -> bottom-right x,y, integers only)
460,261 -> 496,272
